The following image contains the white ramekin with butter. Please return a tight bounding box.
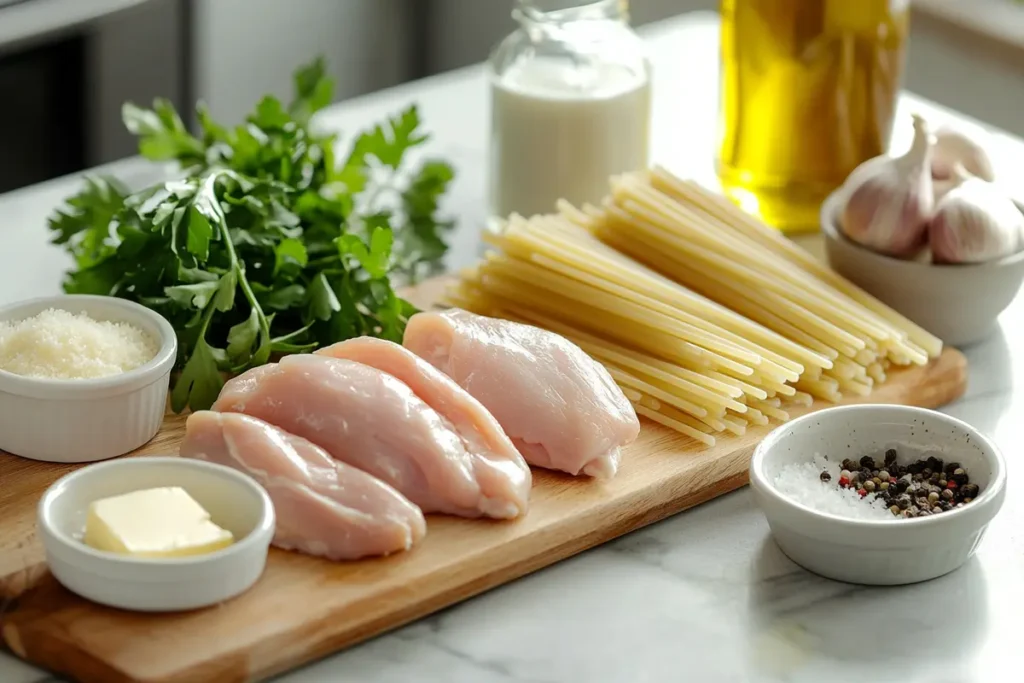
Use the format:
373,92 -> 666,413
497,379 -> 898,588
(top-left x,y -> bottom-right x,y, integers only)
38,456 -> 275,612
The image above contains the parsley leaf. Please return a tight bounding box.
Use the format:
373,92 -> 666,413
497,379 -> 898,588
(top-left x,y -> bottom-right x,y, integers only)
307,272 -> 341,321
123,100 -> 205,163
336,226 -> 392,279
170,335 -> 224,413
166,281 -> 219,308
186,206 -> 213,260
274,238 -> 308,276
289,57 -> 334,125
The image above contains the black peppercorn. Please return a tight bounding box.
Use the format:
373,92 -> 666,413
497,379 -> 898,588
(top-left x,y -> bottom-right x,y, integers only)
820,471 -> 832,483
907,461 -> 923,474
897,495 -> 912,510
896,464 -> 908,476
962,483 -> 980,499
952,469 -> 969,486
895,480 -> 909,493
842,458 -> 858,472
944,461 -> 961,475
928,472 -> 941,485
859,468 -> 873,482
926,455 -> 944,472
922,468 -> 933,479
885,448 -> 898,466
860,455 -> 875,469
939,501 -> 953,512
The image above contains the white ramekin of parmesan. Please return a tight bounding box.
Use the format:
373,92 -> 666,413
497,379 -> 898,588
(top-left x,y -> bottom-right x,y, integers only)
750,404 -> 1007,586
0,295 -> 176,462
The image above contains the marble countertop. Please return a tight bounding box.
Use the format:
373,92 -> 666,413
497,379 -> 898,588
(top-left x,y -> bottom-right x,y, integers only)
2,12 -> 1022,683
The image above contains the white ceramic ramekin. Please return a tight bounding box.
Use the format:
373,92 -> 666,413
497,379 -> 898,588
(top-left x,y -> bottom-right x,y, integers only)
0,295 -> 177,462
750,405 -> 1007,586
38,456 -> 275,612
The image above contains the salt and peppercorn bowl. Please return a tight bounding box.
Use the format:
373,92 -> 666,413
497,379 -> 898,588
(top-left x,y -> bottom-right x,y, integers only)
750,405 -> 1006,586
820,190 -> 1024,347
0,295 -> 177,463
37,456 -> 275,612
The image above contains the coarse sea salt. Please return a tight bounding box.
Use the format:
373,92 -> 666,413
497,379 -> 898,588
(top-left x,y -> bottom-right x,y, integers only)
773,453 -> 893,521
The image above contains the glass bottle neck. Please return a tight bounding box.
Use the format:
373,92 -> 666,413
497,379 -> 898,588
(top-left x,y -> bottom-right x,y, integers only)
514,0 -> 629,27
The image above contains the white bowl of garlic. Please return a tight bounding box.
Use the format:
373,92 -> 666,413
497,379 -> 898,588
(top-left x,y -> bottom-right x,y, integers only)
821,114 -> 1024,347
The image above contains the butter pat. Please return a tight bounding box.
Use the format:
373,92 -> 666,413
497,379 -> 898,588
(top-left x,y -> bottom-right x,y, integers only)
84,486 -> 234,558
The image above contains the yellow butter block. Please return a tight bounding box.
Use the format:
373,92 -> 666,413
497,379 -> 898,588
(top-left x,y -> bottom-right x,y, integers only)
84,486 -> 234,558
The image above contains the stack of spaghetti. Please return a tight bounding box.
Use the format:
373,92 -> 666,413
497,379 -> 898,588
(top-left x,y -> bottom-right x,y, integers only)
448,166 -> 942,446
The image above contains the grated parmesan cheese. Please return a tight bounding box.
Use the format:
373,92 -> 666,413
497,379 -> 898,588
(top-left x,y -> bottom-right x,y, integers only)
0,308 -> 159,380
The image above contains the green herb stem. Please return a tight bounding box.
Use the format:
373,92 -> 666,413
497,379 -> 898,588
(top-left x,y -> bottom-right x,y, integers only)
218,204 -> 272,352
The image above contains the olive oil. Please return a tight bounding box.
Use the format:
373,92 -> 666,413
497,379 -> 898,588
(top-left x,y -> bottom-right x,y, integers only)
717,0 -> 910,233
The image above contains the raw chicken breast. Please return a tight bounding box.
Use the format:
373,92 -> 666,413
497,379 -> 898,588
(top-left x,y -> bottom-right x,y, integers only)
315,337 -> 531,518
180,411 -> 426,560
212,354 -> 525,518
403,309 -> 640,479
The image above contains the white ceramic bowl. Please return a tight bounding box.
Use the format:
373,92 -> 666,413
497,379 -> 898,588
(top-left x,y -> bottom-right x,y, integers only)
820,191 -> 1024,347
0,295 -> 177,462
38,456 -> 274,612
750,405 -> 1006,586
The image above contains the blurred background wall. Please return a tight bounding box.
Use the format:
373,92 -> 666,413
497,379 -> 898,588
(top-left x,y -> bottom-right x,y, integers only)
1,0 -> 1021,193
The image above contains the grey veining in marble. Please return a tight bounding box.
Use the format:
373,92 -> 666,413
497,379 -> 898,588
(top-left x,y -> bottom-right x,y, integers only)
1,12 -> 1022,683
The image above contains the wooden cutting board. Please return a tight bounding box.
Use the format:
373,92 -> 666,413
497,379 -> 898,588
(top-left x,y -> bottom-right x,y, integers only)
0,277 -> 968,683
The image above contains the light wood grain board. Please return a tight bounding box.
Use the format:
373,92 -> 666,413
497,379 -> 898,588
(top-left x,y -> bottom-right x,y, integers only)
0,276 -> 968,683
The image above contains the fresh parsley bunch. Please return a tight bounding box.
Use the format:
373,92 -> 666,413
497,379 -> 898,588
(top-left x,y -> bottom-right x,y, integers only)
48,59 -> 455,413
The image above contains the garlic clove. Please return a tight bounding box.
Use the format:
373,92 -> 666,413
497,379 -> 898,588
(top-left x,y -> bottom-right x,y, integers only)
929,165 -> 1024,264
840,114 -> 935,259
933,176 -> 960,205
931,125 -> 996,183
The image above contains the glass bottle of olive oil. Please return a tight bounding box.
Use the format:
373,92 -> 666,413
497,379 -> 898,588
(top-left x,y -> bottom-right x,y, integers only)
717,0 -> 910,233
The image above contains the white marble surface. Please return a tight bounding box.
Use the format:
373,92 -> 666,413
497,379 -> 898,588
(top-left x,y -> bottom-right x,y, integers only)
1,12 -> 1022,683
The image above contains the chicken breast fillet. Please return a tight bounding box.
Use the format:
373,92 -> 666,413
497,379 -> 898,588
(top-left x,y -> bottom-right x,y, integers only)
180,411 -> 426,560
403,309 -> 641,479
211,354 -> 526,518
315,337 -> 531,518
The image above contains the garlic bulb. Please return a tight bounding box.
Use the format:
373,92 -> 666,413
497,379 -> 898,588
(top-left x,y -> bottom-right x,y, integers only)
929,166 -> 1024,264
840,114 -> 934,258
931,126 -> 996,183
